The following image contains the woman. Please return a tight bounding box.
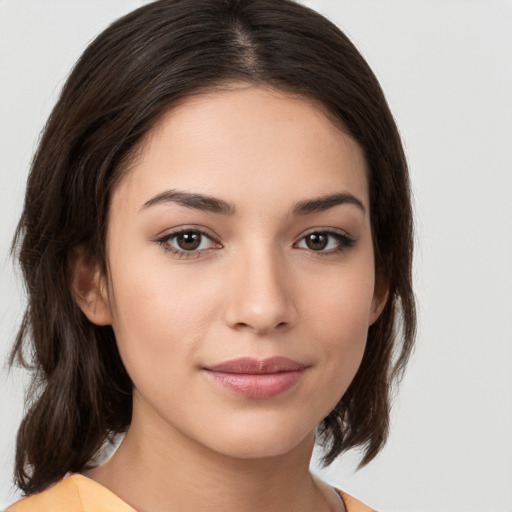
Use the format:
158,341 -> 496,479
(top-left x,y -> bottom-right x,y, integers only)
7,0 -> 415,510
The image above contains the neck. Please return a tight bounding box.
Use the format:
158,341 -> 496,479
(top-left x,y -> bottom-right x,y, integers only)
87,404 -> 341,512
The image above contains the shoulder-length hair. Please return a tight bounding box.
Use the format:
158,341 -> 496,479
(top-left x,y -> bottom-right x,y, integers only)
11,0 -> 415,495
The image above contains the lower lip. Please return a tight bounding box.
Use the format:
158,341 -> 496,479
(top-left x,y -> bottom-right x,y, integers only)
204,370 -> 306,399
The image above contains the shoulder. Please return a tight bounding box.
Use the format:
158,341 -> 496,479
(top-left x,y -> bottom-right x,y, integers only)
336,488 -> 377,512
6,474 -> 135,512
6,476 -> 83,512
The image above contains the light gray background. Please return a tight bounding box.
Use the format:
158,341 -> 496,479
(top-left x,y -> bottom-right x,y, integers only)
1,1 -> 511,510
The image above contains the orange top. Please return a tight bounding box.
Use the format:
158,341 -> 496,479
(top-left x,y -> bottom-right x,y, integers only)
7,474 -> 375,512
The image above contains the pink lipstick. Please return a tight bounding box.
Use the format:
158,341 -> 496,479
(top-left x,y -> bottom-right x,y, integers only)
203,357 -> 307,399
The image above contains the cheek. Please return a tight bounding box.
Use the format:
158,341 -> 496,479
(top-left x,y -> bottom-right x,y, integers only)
106,258 -> 223,381
304,253 -> 375,335
302,260 -> 375,396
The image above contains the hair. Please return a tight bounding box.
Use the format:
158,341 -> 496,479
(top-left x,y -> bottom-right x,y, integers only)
10,0 -> 416,495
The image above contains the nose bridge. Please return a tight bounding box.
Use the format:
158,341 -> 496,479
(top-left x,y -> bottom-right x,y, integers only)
224,238 -> 295,334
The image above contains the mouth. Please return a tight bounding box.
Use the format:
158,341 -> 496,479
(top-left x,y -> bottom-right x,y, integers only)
203,357 -> 308,399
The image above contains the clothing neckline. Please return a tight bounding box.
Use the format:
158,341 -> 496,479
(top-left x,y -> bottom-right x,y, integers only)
8,473 -> 375,512
73,473 -> 349,511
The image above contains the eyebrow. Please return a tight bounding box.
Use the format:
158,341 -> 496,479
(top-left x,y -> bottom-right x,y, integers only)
140,189 -> 365,216
141,190 -> 236,215
291,192 -> 365,216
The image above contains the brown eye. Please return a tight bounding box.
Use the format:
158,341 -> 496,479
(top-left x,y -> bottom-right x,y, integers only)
296,230 -> 355,253
176,231 -> 202,250
158,228 -> 219,256
305,233 -> 328,250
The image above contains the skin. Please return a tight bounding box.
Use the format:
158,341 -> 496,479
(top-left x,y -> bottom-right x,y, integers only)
75,84 -> 387,512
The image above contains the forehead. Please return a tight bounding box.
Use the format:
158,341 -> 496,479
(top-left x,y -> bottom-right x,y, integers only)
112,85 -> 369,214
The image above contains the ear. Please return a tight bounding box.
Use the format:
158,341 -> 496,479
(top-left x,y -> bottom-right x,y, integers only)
69,246 -> 113,326
369,272 -> 389,325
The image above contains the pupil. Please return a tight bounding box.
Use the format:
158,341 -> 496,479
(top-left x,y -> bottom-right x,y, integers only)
177,232 -> 201,250
306,233 -> 327,250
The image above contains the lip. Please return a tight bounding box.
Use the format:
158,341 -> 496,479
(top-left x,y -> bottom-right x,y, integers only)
203,357 -> 308,399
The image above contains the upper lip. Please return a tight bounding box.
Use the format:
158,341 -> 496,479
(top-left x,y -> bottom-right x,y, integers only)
205,357 -> 307,374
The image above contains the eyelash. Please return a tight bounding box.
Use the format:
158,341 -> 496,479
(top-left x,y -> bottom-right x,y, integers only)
155,227 -> 355,260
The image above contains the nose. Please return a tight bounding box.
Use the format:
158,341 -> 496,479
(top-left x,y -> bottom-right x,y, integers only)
223,245 -> 297,335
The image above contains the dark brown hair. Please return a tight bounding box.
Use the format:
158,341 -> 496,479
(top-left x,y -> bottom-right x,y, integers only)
11,0 -> 416,495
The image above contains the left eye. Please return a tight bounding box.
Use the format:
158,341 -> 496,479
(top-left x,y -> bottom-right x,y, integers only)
295,231 -> 353,252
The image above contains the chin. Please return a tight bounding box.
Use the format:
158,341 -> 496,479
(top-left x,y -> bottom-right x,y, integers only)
195,417 -> 316,461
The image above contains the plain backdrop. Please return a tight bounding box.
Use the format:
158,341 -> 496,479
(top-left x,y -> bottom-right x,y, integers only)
1,1 -> 511,511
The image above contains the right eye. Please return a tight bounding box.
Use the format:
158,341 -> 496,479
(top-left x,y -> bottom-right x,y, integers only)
156,228 -> 222,258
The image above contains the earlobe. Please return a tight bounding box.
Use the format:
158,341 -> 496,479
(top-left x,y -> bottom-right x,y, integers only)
369,275 -> 389,325
69,246 -> 113,326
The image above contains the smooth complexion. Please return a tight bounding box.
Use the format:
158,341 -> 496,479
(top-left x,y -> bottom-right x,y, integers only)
75,85 -> 386,512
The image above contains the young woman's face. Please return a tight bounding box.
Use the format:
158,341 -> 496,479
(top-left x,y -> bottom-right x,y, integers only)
100,85 -> 384,459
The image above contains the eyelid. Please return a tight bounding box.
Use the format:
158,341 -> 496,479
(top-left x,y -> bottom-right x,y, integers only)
154,224 -> 219,241
297,226 -> 353,238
